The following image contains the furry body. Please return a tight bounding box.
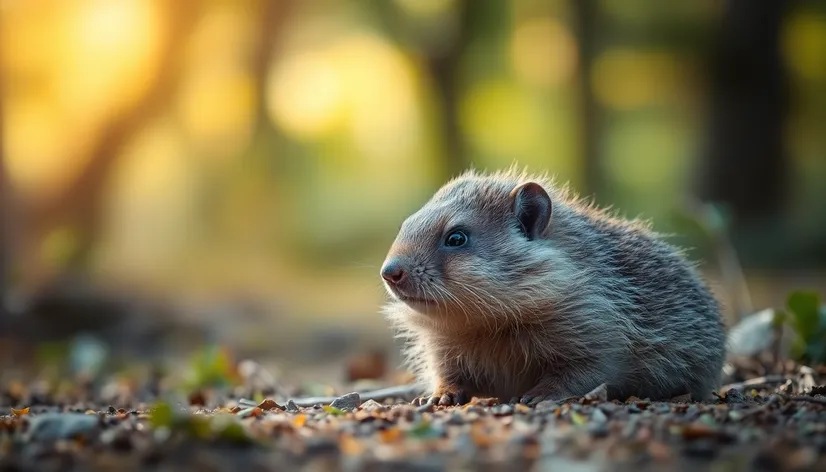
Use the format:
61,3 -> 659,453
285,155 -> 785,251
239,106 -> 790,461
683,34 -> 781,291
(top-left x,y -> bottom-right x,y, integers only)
380,168 -> 726,404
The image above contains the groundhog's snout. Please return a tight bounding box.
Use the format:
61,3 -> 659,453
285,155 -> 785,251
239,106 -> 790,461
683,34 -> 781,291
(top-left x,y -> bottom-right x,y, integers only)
380,258 -> 407,286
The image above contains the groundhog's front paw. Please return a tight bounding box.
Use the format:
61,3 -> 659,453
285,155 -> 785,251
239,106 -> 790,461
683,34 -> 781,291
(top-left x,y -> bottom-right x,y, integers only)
413,385 -> 469,406
514,393 -> 555,406
513,385 -> 569,406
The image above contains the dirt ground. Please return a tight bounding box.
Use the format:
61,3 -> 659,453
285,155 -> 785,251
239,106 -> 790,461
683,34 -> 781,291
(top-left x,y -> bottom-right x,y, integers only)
1,354 -> 826,472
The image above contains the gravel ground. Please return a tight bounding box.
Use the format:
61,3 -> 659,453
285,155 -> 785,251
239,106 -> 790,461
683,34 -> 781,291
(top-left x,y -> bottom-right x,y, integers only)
2,359 -> 826,472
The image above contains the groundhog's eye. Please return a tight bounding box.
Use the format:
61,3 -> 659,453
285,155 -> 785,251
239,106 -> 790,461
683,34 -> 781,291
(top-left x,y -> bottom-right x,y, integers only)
444,230 -> 468,248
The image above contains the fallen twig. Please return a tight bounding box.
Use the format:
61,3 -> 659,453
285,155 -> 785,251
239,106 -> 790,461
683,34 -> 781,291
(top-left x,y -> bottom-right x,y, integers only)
288,384 -> 425,408
777,393 -> 826,406
719,375 -> 789,392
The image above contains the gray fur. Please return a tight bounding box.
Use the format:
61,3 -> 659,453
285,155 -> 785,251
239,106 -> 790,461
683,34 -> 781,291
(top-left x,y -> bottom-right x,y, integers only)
380,166 -> 727,402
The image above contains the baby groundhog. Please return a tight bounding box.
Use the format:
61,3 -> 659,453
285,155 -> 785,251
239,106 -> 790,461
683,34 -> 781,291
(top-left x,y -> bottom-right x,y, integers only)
380,168 -> 726,406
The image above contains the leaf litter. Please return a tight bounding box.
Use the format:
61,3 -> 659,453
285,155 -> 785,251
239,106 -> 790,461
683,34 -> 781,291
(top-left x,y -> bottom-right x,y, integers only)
1,360 -> 826,471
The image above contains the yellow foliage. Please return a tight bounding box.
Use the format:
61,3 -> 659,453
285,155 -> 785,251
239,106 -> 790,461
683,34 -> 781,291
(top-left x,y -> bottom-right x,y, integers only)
783,12 -> 826,81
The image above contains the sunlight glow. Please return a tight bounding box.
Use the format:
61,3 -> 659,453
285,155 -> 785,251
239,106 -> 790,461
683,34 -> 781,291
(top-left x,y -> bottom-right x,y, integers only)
332,33 -> 420,162
178,69 -> 255,158
178,8 -> 257,161
60,0 -> 162,120
510,17 -> 577,88
101,120 -> 194,275
267,51 -> 346,140
592,49 -> 681,110
267,31 -> 421,161
3,0 -> 163,197
4,98 -> 97,198
460,79 -> 545,158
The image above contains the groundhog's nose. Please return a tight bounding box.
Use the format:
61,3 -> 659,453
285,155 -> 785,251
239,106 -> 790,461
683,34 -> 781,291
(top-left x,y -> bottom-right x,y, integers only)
380,259 -> 407,285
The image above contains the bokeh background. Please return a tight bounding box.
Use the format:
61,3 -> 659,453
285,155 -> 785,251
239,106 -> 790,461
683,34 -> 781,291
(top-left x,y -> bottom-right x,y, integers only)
1,0 -> 825,387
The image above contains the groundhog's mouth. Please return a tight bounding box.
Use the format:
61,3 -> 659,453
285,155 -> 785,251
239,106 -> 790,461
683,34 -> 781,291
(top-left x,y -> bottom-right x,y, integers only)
395,294 -> 438,307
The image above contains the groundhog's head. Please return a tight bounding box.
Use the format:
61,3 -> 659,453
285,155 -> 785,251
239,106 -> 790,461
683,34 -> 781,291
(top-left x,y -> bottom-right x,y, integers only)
380,170 -> 559,322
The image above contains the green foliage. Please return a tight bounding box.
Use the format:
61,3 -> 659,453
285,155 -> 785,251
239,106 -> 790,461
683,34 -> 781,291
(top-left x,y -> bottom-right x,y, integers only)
778,291 -> 826,364
35,341 -> 71,369
149,401 -> 254,445
182,345 -> 240,392
149,402 -> 174,429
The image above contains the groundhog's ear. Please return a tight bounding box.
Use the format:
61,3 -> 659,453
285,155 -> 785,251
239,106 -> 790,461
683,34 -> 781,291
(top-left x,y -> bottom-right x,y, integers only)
510,182 -> 552,240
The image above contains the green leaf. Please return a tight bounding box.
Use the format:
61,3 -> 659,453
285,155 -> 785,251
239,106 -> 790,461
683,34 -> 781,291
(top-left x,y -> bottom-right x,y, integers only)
149,402 -> 173,429
184,416 -> 213,439
212,415 -> 252,444
771,310 -> 786,328
216,421 -> 250,444
322,405 -> 346,416
787,291 -> 822,339
408,419 -> 439,439
789,335 -> 808,361
570,411 -> 588,426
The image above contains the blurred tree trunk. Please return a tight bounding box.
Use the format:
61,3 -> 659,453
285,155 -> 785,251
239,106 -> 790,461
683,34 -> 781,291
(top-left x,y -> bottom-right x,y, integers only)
251,0 -> 292,138
0,74 -> 8,323
699,0 -> 791,234
572,0 -> 602,199
23,0 -> 201,282
372,0 -> 512,183
425,0 -> 473,182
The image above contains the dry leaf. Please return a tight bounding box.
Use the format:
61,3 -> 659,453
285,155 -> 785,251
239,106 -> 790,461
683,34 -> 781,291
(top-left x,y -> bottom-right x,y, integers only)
469,397 -> 499,407
188,391 -> 207,407
378,427 -> 402,444
514,404 -> 531,414
470,424 -> 494,448
292,414 -> 307,428
257,399 -> 283,411
7,382 -> 26,402
236,407 -> 263,418
339,434 -> 365,455
680,424 -> 715,440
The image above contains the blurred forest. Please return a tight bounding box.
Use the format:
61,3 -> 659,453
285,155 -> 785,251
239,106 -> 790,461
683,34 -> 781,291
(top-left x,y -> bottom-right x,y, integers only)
1,0 -> 825,375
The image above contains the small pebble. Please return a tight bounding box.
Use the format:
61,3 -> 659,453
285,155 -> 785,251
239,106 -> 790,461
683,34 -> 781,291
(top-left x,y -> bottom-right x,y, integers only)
22,413 -> 101,443
535,400 -> 559,413
330,392 -> 361,411
488,404 -> 513,417
446,412 -> 466,425
724,389 -> 746,404
588,422 -> 610,438
359,399 -> 385,412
